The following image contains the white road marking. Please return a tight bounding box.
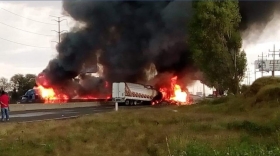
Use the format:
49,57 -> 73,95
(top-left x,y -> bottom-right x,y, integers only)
17,115 -> 80,123
10,111 -> 77,118
9,106 -> 119,123
10,112 -> 57,118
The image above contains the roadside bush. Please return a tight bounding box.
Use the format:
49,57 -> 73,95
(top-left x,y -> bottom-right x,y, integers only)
255,84 -> 280,103
197,99 -> 211,105
227,120 -> 274,136
245,76 -> 280,97
210,96 -> 230,105
174,141 -> 280,156
240,84 -> 250,94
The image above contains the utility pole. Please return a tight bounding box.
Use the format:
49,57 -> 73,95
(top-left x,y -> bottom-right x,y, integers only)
257,52 -> 267,77
246,68 -> 251,85
50,15 -> 68,44
251,62 -> 256,81
268,44 -> 280,77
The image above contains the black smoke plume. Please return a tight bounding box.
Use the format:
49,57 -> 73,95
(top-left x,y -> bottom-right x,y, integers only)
239,1 -> 280,31
38,1 -> 280,94
39,1 -> 193,89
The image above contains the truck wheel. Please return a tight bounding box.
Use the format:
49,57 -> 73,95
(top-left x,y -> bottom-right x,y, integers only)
125,100 -> 130,106
133,101 -> 137,106
130,100 -> 134,106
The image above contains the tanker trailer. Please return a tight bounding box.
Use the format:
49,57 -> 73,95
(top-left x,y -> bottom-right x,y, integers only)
112,82 -> 163,105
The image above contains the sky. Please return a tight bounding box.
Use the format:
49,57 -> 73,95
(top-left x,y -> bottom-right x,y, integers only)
0,1 -> 74,79
242,12 -> 280,85
0,1 -> 279,95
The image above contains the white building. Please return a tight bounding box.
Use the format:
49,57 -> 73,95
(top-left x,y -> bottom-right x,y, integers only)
187,80 -> 214,96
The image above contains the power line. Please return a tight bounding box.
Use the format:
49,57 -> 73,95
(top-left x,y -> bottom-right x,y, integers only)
251,62 -> 257,81
258,52 -> 267,77
50,15 -> 68,43
268,44 -> 280,77
245,68 -> 251,85
0,21 -> 55,37
0,37 -> 50,49
0,7 -> 56,25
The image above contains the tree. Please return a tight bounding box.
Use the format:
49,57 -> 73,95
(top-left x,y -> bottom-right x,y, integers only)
0,77 -> 11,91
25,74 -> 36,89
10,74 -> 36,97
189,0 -> 247,94
240,84 -> 250,94
230,49 -> 247,93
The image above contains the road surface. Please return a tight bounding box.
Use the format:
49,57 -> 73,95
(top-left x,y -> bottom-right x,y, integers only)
6,105 -> 148,123
4,98 -> 208,123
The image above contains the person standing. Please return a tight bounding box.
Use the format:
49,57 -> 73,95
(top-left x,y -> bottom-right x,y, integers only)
0,91 -> 10,121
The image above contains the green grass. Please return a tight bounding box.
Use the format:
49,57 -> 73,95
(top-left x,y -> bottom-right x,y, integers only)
0,97 -> 280,156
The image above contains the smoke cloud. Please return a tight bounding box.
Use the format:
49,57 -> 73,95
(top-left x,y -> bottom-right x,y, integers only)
37,1 -> 280,95
39,1 -> 194,89
239,1 -> 280,42
239,1 -> 280,30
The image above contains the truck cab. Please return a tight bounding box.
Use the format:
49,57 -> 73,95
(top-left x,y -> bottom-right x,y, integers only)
19,89 -> 43,103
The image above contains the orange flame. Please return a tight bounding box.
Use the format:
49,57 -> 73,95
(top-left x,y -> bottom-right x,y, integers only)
35,85 -> 69,103
34,73 -> 111,103
170,84 -> 187,102
159,76 -> 191,105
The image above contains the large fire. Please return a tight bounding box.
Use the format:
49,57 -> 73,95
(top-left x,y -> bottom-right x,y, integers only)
158,76 -> 191,105
35,85 -> 111,104
35,86 -> 69,103
34,73 -> 111,103
34,72 -> 190,105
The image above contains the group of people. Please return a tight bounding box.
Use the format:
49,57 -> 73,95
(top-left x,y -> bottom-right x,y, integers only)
0,91 -> 9,121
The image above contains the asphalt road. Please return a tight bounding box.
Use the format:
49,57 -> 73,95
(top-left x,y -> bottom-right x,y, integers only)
3,97 -> 210,123
5,105 -> 148,123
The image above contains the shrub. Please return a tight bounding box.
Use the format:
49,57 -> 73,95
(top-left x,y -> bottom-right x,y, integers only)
240,84 -> 250,94
245,76 -> 280,97
175,141 -> 280,156
210,96 -> 230,105
227,120 -> 274,136
255,84 -> 280,103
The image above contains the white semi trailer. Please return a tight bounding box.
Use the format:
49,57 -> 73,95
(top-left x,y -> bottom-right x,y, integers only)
112,82 -> 162,105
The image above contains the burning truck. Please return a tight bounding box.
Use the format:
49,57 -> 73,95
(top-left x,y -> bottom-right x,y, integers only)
19,72 -> 111,104
112,76 -> 193,106
19,62 -> 193,105
23,70 -> 193,105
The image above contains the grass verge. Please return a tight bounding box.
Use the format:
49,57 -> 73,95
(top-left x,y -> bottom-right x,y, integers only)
0,98 -> 280,156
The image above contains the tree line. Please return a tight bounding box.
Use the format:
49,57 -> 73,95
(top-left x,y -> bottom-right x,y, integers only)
189,0 -> 247,95
0,74 -> 36,103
